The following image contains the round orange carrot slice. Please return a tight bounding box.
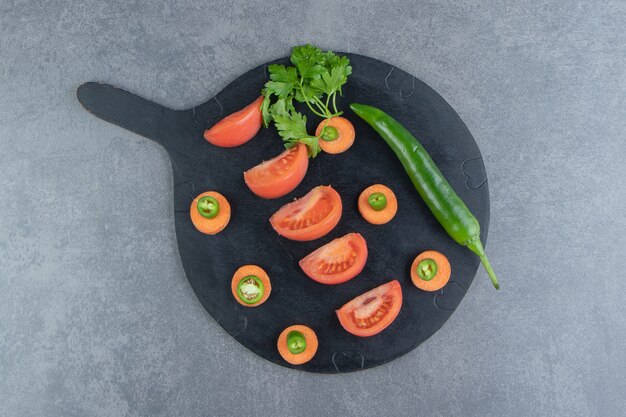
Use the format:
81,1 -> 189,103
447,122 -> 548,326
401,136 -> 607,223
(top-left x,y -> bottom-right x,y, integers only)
190,191 -> 231,235
315,117 -> 355,154
277,325 -> 318,365
410,250 -> 451,291
231,265 -> 271,307
358,184 -> 398,225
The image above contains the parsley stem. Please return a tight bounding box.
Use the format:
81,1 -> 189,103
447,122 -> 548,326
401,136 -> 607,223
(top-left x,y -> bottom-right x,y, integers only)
299,82 -> 327,118
305,99 -> 327,118
312,95 -> 330,117
332,92 -> 338,115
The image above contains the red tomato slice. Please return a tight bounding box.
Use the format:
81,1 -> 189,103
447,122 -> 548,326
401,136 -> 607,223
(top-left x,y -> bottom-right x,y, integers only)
270,185 -> 342,241
299,233 -> 368,285
243,144 -> 309,199
203,96 -> 263,147
336,280 -> 403,337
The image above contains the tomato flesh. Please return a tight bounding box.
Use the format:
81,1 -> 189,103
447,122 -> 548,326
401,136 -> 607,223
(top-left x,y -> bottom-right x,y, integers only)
244,143 -> 309,199
299,233 -> 367,284
203,96 -> 263,147
336,280 -> 402,337
270,185 -> 342,241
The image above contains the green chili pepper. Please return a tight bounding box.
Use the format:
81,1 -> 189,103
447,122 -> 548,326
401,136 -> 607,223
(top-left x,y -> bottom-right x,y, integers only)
286,330 -> 306,354
350,103 -> 499,289
236,275 -> 264,304
321,125 -> 339,142
417,258 -> 438,281
368,192 -> 387,211
197,196 -> 220,219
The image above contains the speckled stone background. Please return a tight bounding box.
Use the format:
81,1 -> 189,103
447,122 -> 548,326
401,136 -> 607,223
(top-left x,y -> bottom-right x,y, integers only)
1,1 -> 625,416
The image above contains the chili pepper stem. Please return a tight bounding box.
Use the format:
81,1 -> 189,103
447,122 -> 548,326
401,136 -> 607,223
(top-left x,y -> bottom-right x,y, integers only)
467,238 -> 499,289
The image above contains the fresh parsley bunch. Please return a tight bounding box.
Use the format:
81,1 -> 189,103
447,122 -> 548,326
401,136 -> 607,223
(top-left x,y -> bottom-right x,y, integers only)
261,45 -> 352,157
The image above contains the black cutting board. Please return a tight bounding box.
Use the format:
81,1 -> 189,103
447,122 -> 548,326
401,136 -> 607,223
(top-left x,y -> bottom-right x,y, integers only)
77,53 -> 490,373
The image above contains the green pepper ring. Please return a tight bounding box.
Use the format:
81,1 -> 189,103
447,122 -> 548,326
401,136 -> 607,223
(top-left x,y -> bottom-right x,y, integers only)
417,258 -> 438,281
368,192 -> 388,211
197,195 -> 220,219
286,330 -> 307,354
236,275 -> 265,304
320,125 -> 339,142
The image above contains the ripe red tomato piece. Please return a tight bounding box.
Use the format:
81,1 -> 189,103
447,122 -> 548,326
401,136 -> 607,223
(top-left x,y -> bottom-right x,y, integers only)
299,233 -> 368,285
336,280 -> 403,337
243,143 -> 309,199
270,185 -> 342,241
203,96 -> 263,147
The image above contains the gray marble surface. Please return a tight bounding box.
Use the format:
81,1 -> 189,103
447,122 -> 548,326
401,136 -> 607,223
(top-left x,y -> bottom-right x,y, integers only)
1,1 -> 625,416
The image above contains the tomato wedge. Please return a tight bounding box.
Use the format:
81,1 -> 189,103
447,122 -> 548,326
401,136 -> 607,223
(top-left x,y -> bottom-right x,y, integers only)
203,96 -> 263,147
336,280 -> 403,337
243,143 -> 308,199
270,185 -> 342,241
299,233 -> 367,284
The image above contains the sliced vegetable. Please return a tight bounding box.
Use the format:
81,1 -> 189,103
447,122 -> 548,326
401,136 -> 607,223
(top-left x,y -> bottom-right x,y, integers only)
299,233 -> 368,285
277,324 -> 318,365
315,117 -> 355,154
336,280 -> 403,337
367,193 -> 387,211
286,330 -> 306,354
410,250 -> 451,292
237,276 -> 264,303
190,191 -> 231,235
231,265 -> 271,307
350,103 -> 499,289
197,196 -> 220,219
358,184 -> 398,225
204,96 -> 263,147
244,143 -> 308,199
417,259 -> 437,281
270,185 -> 342,241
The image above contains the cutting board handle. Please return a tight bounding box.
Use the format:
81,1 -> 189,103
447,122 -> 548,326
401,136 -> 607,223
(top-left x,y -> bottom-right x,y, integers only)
76,82 -> 198,154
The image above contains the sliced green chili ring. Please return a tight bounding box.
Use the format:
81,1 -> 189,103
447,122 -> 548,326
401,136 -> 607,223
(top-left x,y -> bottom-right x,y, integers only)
417,258 -> 438,281
286,330 -> 306,354
321,125 -> 339,142
197,196 -> 220,219
368,192 -> 388,211
236,275 -> 264,304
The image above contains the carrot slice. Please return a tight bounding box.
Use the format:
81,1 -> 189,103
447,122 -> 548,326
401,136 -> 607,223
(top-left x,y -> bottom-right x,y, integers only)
358,184 -> 398,225
231,265 -> 271,307
410,250 -> 451,291
277,324 -> 318,365
315,117 -> 355,154
189,191 -> 231,235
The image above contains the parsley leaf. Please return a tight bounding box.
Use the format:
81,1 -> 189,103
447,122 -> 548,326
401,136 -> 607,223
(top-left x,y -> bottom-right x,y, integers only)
272,109 -> 321,157
265,64 -> 298,98
268,97 -> 295,119
272,111 -> 308,142
290,45 -> 325,80
294,83 -> 322,103
268,64 -> 299,83
310,57 -> 352,96
291,136 -> 321,158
